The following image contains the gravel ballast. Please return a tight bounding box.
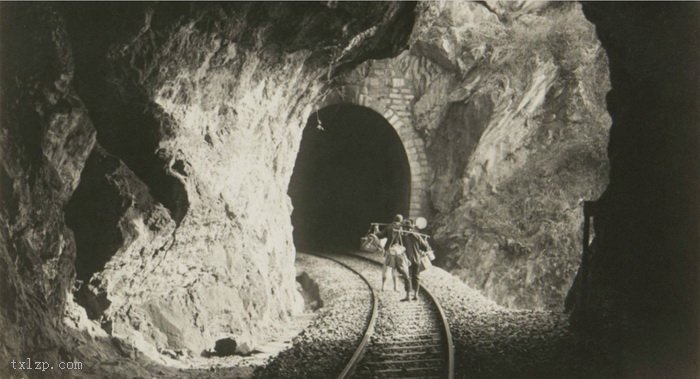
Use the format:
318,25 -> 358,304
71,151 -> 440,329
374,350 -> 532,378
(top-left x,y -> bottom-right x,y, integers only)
325,254 -> 448,378
253,252 -> 373,379
148,250 -> 616,378
348,250 -> 614,378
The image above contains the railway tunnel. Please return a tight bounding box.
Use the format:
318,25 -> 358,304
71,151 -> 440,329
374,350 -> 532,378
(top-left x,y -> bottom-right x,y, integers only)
0,2 -> 698,378
289,104 -> 411,252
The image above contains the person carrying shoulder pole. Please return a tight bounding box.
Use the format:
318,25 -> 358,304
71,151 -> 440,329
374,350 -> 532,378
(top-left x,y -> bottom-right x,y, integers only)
375,214 -> 412,296
401,218 -> 424,301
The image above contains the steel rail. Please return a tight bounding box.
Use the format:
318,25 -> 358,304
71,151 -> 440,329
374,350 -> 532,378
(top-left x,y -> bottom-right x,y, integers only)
301,251 -> 379,379
346,251 -> 455,379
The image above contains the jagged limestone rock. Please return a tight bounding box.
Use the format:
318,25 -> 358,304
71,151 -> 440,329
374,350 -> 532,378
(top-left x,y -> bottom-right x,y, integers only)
1,2 -> 416,365
411,2 -> 610,310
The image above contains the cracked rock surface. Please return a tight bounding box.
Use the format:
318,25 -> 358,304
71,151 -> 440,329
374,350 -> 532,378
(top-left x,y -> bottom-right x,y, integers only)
1,2 -> 416,373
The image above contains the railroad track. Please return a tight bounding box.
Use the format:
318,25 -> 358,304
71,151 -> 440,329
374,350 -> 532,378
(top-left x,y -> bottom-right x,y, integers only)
308,252 -> 454,379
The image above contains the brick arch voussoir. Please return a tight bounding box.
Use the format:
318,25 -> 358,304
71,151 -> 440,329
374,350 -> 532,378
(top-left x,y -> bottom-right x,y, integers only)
315,95 -> 429,218
363,98 -> 429,218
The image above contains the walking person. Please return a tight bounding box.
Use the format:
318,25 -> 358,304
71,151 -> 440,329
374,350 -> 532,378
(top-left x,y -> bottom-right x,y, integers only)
375,214 -> 412,294
401,219 -> 428,301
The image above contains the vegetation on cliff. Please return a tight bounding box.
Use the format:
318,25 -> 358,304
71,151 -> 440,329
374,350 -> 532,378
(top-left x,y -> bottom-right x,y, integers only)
412,2 -> 610,309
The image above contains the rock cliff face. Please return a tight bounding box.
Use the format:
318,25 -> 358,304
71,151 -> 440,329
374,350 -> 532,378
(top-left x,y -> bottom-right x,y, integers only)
0,5 -> 97,365
1,2 -> 415,364
410,2 -> 610,309
570,3 -> 699,376
3,2 -> 695,375
325,2 -> 609,311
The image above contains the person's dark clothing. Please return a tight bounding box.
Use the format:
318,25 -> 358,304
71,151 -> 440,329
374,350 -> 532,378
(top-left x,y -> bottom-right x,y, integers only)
403,228 -> 428,293
403,231 -> 425,265
376,222 -> 403,250
408,263 -> 420,292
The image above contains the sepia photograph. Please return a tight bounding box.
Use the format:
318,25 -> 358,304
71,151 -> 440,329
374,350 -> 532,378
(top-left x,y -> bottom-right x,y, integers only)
0,1 -> 698,378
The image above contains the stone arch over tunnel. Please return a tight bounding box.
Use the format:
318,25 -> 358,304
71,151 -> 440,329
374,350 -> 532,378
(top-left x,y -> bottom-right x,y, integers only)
289,103 -> 411,251
317,94 -> 431,219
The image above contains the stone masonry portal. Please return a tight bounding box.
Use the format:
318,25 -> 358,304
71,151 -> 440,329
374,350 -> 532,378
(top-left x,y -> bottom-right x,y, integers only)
318,53 -> 432,219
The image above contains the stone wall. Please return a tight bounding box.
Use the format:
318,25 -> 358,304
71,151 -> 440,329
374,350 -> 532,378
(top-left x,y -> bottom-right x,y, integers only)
320,52 -> 433,219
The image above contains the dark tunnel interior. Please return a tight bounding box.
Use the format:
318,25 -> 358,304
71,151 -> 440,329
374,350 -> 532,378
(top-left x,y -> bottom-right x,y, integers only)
289,103 -> 411,252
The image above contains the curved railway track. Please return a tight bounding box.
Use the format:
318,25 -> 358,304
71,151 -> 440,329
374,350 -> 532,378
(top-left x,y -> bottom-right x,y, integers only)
308,252 -> 454,379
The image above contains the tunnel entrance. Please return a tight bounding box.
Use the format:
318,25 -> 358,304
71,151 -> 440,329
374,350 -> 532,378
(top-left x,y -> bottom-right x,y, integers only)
289,103 -> 411,252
